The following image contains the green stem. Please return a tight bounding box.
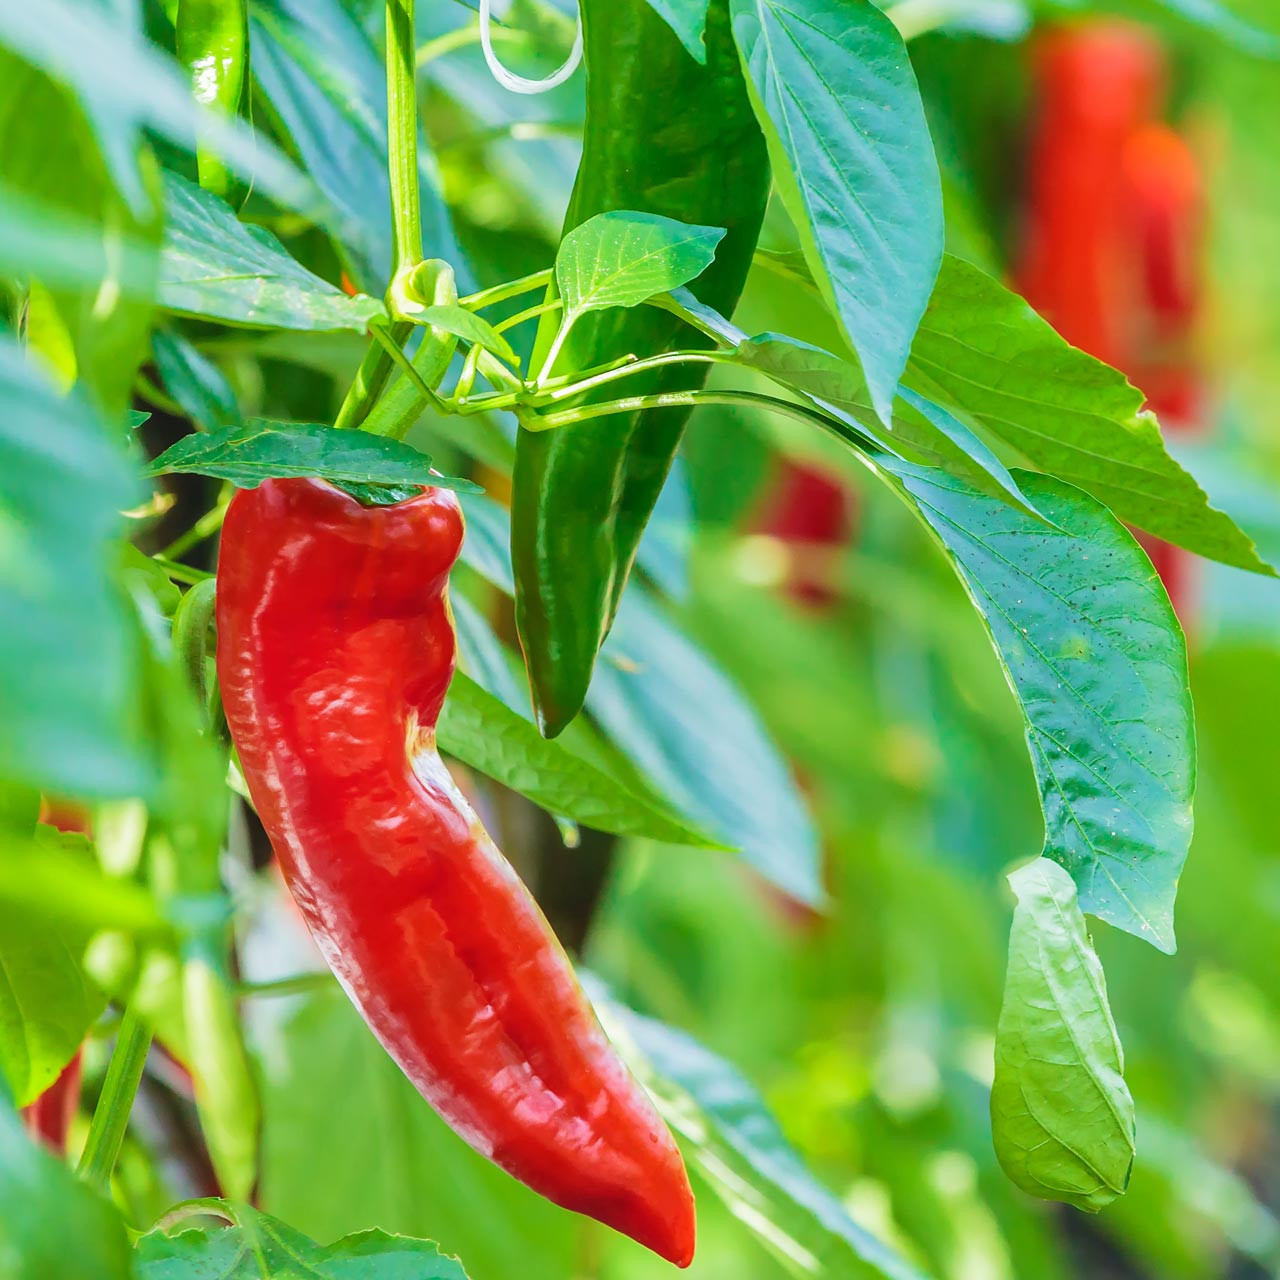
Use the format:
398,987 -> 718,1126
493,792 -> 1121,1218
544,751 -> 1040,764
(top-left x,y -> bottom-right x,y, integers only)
78,1006 -> 152,1194
494,299 -> 561,334
236,972 -> 336,999
532,388 -> 867,441
417,21 -> 526,67
460,268 -> 552,312
534,314 -> 576,389
152,556 -> 214,585
386,0 -> 422,276
333,322 -> 412,431
542,350 -> 726,402
160,494 -> 230,560
369,322 -> 447,422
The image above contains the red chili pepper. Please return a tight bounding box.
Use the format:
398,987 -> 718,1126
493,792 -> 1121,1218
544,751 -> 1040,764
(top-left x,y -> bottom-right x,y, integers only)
753,460 -> 855,608
1019,22 -> 1205,621
22,1051 -> 83,1156
215,477 -> 695,1266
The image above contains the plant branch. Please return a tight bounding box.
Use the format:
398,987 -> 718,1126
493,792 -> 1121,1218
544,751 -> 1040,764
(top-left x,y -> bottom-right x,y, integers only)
460,268 -> 552,312
386,0 -> 422,276
78,1005 -> 152,1194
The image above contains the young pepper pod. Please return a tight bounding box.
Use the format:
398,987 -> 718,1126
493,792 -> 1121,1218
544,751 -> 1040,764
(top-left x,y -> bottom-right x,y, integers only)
215,477 -> 695,1266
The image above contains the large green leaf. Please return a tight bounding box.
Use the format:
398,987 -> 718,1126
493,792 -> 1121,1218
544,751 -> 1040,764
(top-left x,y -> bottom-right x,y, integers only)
0,0 -> 312,215
249,0 -> 463,288
591,980 -> 928,1279
148,419 -> 477,494
438,672 -> 724,848
905,256 -> 1272,575
885,464 -> 1193,951
151,329 -> 239,432
991,858 -> 1136,1212
159,173 -> 384,331
730,0 -> 942,421
134,1204 -> 470,1278
555,211 -> 726,321
0,340 -> 153,799
590,590 -> 823,906
0,1095 -> 132,1280
0,829 -> 104,1107
643,0 -> 714,60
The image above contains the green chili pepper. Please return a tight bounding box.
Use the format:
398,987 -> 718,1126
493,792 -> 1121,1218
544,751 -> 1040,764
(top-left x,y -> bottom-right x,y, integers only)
176,0 -> 249,198
511,0 -> 769,737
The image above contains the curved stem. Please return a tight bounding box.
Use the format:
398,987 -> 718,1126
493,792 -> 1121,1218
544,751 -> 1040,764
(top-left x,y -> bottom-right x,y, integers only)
369,321 -> 447,417
541,350 -> 727,402
460,268 -> 552,312
152,556 -> 214,586
78,1005 -> 152,1194
160,492 -> 230,560
333,321 -> 412,431
494,299 -> 560,334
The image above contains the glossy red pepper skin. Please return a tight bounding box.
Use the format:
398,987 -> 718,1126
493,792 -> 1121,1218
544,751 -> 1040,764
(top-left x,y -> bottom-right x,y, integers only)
215,477 -> 694,1266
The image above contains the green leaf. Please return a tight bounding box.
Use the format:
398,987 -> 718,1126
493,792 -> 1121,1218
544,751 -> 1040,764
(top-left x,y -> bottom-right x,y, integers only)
151,329 -> 238,432
0,339 -> 154,800
886,464 -> 1193,951
412,304 -> 518,366
730,0 -> 942,421
147,419 -> 479,494
642,0 -> 714,61
0,1095 -> 132,1280
905,255 -> 1272,575
0,829 -> 104,1107
134,1203 -> 470,1278
590,980 -> 928,1280
734,331 -> 1040,515
991,857 -> 1136,1212
438,672 -> 723,848
556,211 -> 726,320
159,172 -> 384,332
0,0 -> 313,216
590,590 -> 823,906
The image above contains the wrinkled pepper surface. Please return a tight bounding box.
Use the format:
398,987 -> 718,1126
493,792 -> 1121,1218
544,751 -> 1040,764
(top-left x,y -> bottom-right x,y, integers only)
216,477 -> 695,1265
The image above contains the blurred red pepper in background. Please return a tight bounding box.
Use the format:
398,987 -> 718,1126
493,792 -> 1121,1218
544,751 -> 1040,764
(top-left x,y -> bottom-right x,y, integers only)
1018,21 -> 1206,621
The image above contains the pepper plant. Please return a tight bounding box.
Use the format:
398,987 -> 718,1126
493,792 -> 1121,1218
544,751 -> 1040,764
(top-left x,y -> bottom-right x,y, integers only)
3,0 -> 1280,1277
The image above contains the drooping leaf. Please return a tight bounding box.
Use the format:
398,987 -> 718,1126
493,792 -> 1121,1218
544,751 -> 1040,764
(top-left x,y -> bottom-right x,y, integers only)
148,419 -> 478,494
991,857 -> 1136,1212
0,1095 -> 132,1280
905,255 -> 1272,575
159,172 -> 384,332
555,211 -> 725,321
0,339 -> 153,800
590,979 -> 928,1280
730,0 -> 943,421
884,463 -> 1193,951
439,673 -> 723,848
134,1203 -> 469,1278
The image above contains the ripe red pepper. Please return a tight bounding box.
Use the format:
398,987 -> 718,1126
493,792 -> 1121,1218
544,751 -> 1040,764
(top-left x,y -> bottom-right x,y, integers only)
22,1052 -> 83,1156
215,477 -> 695,1265
753,460 -> 855,608
1018,21 -> 1205,620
